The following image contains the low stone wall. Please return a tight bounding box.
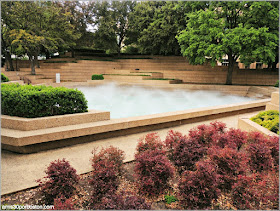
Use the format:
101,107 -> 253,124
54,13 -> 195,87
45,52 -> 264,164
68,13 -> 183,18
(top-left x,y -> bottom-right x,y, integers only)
1,110 -> 110,131
1,99 -> 269,153
238,115 -> 277,136
266,92 -> 279,111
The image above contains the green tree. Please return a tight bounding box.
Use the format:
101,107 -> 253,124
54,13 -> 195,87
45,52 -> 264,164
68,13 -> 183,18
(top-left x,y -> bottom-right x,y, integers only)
177,2 -> 278,85
1,1 -> 80,74
92,1 -> 136,56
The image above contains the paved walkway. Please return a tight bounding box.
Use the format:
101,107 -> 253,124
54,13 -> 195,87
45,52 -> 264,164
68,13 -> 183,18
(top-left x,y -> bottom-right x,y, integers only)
1,111 -> 258,195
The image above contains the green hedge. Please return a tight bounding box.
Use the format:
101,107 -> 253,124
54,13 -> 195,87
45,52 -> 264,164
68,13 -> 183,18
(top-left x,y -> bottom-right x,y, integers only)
92,74 -> 104,80
1,83 -> 88,118
250,110 -> 279,134
1,73 -> 10,82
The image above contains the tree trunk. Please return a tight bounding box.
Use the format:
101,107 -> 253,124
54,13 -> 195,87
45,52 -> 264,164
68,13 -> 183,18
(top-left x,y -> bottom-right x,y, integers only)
35,54 -> 40,68
30,55 -> 36,75
71,48 -> 75,58
5,51 -> 14,71
226,54 -> 234,85
46,51 -> 50,59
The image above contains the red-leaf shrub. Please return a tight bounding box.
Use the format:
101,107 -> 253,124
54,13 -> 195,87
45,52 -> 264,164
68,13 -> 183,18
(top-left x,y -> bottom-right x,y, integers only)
208,146 -> 247,191
171,136 -> 206,173
53,195 -> 74,210
164,130 -> 184,155
90,146 -> 125,203
267,135 -> 279,170
188,121 -> 226,146
94,191 -> 151,210
134,149 -> 175,196
178,160 -> 221,209
245,132 -> 273,172
231,171 -> 279,210
91,145 -> 125,176
212,128 -> 247,150
136,132 -> 165,155
231,174 -> 262,209
37,159 -> 79,204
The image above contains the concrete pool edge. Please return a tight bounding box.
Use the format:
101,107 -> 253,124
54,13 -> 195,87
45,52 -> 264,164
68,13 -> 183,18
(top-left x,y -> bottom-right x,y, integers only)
1,99 -> 269,153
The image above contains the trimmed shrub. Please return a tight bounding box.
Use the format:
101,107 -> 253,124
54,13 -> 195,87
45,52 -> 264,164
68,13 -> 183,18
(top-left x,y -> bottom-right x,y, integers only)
1,83 -> 88,118
164,130 -> 184,160
53,195 -> 74,210
267,135 -> 279,169
134,149 -> 174,196
94,191 -> 151,210
274,80 -> 279,87
212,128 -> 247,150
251,110 -> 279,134
188,121 -> 226,146
135,132 -> 165,155
208,146 -> 247,191
91,146 -> 125,176
90,146 -> 125,203
245,132 -> 273,172
170,136 -> 206,173
91,74 -> 104,80
37,159 -> 79,204
178,160 -> 221,209
1,73 -> 9,82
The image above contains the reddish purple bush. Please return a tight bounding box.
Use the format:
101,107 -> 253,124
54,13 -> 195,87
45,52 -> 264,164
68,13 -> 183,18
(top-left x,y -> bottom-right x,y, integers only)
37,159 -> 79,204
170,136 -> 206,173
245,132 -> 273,172
188,121 -> 226,146
90,146 -> 125,203
178,160 -> 221,209
267,135 -> 279,169
212,128 -> 247,150
208,146 -> 247,191
94,191 -> 151,210
231,174 -> 262,209
134,149 -> 174,196
136,132 -> 165,155
164,130 -> 184,152
91,145 -> 125,175
53,195 -> 74,210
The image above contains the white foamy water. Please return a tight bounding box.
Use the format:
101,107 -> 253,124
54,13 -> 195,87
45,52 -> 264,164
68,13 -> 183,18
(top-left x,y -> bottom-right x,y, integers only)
77,83 -> 255,119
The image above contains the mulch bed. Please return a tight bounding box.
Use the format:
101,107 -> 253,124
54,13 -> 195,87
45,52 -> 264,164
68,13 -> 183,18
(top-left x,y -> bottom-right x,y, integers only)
1,162 -> 184,210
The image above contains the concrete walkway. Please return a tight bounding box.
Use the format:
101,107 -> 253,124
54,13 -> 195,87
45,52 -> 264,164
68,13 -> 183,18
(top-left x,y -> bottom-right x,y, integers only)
1,111 -> 259,195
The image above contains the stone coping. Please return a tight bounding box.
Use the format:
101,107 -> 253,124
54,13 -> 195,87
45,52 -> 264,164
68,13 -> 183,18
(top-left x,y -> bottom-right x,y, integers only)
1,99 -> 269,148
238,114 -> 277,136
1,110 -> 110,131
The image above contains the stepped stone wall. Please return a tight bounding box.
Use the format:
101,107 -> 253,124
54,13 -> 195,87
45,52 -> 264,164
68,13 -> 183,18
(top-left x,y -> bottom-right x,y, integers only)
2,56 -> 278,85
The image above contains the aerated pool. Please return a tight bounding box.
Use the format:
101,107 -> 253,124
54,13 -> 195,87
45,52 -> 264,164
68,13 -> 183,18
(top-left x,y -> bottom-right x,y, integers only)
77,82 -> 255,119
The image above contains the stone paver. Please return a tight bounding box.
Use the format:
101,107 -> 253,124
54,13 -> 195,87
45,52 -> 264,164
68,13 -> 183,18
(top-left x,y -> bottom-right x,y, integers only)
1,111 -> 259,195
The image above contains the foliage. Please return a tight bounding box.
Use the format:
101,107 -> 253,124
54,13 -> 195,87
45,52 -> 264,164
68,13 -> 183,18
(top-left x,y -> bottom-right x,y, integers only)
274,80 -> 279,87
169,136 -> 206,173
164,195 -> 178,204
91,74 -> 104,80
188,121 -> 226,146
90,146 -> 125,204
267,135 -> 279,170
53,195 -> 74,210
208,146 -> 247,191
93,191 -> 151,210
251,110 -> 279,134
245,132 -> 274,172
212,128 -> 247,150
134,148 -> 174,196
1,83 -> 88,118
176,2 -> 279,84
135,132 -> 165,155
1,73 -> 9,82
178,160 -> 221,209
37,159 -> 79,204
